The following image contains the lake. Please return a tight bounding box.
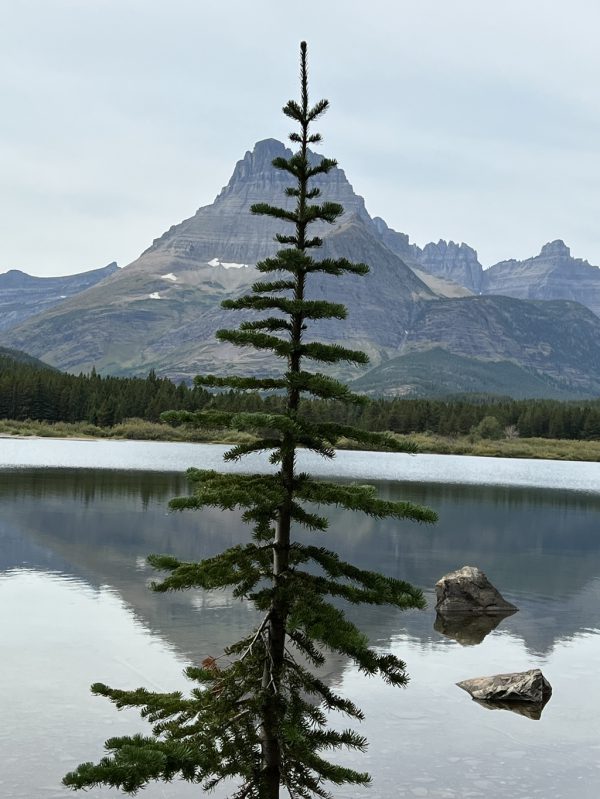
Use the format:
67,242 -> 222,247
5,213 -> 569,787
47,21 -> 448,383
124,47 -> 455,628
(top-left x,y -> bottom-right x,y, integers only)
1,439 -> 600,798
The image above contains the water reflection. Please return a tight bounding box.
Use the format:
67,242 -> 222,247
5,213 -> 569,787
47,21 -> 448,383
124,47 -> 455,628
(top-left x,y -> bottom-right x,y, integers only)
2,467 -> 600,797
0,567 -> 201,799
434,610 -> 516,646
470,697 -> 551,721
2,469 -> 600,658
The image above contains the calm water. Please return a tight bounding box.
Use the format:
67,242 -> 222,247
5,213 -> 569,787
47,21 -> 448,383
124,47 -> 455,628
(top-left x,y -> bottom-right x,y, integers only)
1,440 -> 600,798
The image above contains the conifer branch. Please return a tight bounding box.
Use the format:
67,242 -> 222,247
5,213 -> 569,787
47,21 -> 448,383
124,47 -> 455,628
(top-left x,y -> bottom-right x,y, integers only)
216,329 -> 292,357
300,341 -> 370,365
305,257 -> 369,276
222,295 -> 347,320
288,371 -> 368,403
193,375 -> 287,391
251,203 -> 298,223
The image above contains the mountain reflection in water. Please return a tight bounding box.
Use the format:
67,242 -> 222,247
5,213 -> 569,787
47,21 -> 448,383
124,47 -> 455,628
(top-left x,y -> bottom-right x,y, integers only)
1,466 -> 600,798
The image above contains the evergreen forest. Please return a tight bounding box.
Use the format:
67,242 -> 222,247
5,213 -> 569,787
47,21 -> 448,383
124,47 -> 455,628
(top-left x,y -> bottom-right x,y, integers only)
2,351 -> 600,440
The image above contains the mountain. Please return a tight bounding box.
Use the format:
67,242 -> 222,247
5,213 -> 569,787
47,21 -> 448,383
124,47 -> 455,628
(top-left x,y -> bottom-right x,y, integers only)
371,217 -> 478,293
404,236 -> 600,319
0,141 -> 436,379
371,218 -> 473,298
145,138 -> 379,267
3,141 -> 600,397
351,347 -> 595,400
0,262 -> 120,332
418,240 -> 483,294
0,346 -> 55,370
481,240 -> 600,316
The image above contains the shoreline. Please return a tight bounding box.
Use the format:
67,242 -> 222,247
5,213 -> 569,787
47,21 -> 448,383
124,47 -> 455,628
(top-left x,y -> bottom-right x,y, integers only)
2,420 -> 600,462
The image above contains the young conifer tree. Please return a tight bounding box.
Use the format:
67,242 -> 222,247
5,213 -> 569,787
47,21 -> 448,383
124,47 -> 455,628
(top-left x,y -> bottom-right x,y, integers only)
63,41 -> 437,799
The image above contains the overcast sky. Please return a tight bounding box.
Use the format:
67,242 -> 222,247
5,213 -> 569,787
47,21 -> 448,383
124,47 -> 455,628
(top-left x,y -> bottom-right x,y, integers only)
2,0 -> 600,276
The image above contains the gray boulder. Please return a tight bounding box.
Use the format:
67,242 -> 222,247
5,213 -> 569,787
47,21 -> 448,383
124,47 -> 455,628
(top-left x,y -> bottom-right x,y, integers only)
435,565 -> 518,615
457,668 -> 552,708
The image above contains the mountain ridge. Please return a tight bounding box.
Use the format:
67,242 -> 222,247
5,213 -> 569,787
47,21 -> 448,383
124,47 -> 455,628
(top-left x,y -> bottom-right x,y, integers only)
0,262 -> 120,333
2,140 -> 600,398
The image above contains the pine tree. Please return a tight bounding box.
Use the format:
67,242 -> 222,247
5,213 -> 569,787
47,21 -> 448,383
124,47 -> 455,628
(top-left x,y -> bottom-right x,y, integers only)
63,42 -> 437,799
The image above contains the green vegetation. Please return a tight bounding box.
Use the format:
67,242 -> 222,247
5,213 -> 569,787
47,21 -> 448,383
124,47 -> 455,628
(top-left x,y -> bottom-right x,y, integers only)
63,43 -> 436,798
0,417 -> 254,444
3,418 -> 600,462
0,345 -> 55,370
350,346 -> 594,399
409,432 -> 600,461
0,353 -> 209,424
3,349 -> 600,442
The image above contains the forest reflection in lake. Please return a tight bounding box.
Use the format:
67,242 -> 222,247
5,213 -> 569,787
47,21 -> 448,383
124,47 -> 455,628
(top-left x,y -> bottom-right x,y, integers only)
1,465 -> 600,798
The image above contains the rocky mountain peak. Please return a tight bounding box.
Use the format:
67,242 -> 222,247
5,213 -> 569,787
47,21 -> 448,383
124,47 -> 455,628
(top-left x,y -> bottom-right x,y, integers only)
482,241 -> 600,317
418,240 -> 483,292
214,138 -> 370,217
146,139 -> 374,264
421,240 -> 478,259
539,240 -> 571,259
217,139 -> 289,198
371,217 -> 414,258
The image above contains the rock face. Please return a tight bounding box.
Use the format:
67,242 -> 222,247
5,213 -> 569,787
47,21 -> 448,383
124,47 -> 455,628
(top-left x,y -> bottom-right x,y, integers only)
372,216 -> 420,261
435,566 -> 518,615
147,139 -> 376,267
457,669 -> 552,706
481,240 -> 600,317
371,220 -> 477,297
411,236 -> 600,320
418,240 -> 483,293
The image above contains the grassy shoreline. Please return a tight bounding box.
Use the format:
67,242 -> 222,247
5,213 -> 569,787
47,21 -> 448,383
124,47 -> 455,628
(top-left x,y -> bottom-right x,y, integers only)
2,418 -> 600,461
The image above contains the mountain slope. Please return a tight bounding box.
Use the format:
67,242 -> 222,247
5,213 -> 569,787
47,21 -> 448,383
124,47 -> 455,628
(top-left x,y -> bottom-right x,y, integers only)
405,295 -> 600,392
350,348 -> 589,399
0,262 -> 119,333
349,293 -> 600,398
482,240 -> 600,316
1,215 -> 434,379
0,346 -> 55,371
3,140 -> 600,397
1,141 -> 435,379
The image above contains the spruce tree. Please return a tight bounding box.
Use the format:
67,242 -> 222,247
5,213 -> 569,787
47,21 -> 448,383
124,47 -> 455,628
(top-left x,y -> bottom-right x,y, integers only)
63,41 -> 437,799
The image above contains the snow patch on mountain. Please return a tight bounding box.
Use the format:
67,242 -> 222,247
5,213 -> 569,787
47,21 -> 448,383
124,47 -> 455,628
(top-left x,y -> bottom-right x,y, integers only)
208,257 -> 248,269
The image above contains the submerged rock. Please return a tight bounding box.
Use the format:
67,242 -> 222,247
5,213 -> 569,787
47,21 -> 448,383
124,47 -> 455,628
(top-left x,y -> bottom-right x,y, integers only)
435,565 -> 518,615
457,668 -> 552,708
434,610 -> 513,646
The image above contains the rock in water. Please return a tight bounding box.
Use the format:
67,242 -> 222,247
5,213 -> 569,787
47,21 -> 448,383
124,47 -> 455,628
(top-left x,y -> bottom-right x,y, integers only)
457,669 -> 552,706
435,565 -> 518,615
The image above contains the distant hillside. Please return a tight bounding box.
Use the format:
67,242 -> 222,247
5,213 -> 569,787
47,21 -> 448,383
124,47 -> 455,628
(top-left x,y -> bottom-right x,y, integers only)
0,346 -> 55,371
0,262 -> 119,333
350,348 -> 590,399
